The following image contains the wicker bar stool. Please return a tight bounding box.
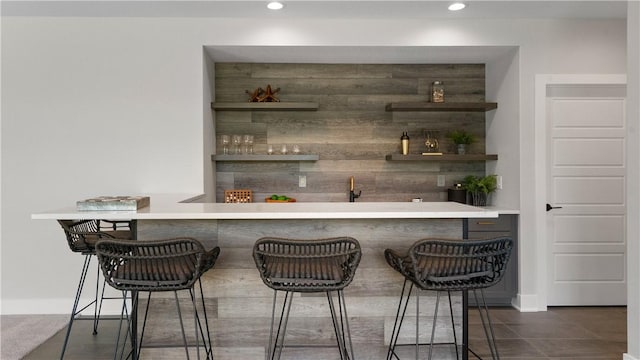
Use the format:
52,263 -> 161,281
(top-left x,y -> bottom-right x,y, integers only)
253,237 -> 361,360
95,237 -> 220,360
384,237 -> 513,360
57,219 -> 134,359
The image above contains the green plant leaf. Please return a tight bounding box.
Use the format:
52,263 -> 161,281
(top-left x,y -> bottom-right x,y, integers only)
447,130 -> 475,145
462,174 -> 497,194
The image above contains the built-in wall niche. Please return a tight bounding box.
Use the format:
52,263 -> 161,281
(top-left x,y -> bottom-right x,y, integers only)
213,63 -> 490,203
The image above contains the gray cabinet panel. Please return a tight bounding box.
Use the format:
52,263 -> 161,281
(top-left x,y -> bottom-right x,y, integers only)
467,215 -> 512,232
466,214 -> 518,306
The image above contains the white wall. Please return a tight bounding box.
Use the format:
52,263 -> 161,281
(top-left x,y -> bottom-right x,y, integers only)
626,2 -> 640,359
486,49 -> 520,210
0,16 -> 627,319
203,52 -> 216,203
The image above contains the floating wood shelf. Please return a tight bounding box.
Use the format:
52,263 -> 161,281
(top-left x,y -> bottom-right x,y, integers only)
385,102 -> 498,112
385,154 -> 498,161
212,154 -> 320,162
211,102 -> 319,111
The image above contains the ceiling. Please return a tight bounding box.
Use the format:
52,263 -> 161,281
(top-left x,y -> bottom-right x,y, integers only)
3,1 -> 626,64
1,1 -> 628,19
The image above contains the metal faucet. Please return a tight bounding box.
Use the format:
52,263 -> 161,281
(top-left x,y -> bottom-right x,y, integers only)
349,176 -> 361,202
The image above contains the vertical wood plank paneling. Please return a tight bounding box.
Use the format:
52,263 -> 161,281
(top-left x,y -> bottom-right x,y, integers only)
214,63 -> 487,202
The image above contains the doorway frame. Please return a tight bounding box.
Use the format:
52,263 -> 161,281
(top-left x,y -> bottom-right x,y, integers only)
534,74 -> 627,311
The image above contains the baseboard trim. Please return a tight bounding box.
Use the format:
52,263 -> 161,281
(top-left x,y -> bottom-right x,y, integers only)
624,354 -> 639,360
1,298 -> 124,315
512,293 -> 545,312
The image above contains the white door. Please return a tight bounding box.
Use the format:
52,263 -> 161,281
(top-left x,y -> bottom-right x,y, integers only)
546,84 -> 627,306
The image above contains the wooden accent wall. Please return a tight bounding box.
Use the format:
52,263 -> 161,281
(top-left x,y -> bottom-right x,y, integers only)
137,218 -> 465,359
214,63 -> 487,203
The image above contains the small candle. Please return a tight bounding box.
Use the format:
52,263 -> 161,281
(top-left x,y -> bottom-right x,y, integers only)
350,176 -> 354,191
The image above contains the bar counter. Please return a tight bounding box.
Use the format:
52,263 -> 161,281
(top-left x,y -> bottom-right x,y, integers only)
33,195 -> 499,360
32,193 -> 499,220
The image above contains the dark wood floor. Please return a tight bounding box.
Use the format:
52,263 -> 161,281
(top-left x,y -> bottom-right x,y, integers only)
22,306 -> 626,360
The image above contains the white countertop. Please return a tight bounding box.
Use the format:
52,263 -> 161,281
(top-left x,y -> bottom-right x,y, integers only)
482,206 -> 520,215
32,194 -> 501,220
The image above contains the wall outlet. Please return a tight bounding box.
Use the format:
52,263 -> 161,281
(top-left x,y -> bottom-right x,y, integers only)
497,175 -> 503,190
299,175 -> 307,188
437,175 -> 446,187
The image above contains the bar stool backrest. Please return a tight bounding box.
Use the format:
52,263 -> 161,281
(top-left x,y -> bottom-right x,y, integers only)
253,237 -> 361,293
95,237 -> 217,292
409,237 -> 513,291
58,219 -> 103,254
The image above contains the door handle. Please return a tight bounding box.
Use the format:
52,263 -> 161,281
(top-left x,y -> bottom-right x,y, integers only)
546,203 -> 563,212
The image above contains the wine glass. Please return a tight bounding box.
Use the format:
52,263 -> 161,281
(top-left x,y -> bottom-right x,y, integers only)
243,135 -> 251,154
243,135 -> 254,154
232,135 -> 242,154
247,135 -> 254,154
280,144 -> 288,155
267,144 -> 274,155
221,135 -> 230,155
292,144 -> 300,154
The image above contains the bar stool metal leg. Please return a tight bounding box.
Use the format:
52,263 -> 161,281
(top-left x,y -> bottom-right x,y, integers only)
429,291 -> 462,360
188,288 -> 202,360
326,292 -> 345,359
416,287 -> 421,359
267,289 -> 356,360
267,290 -> 278,359
193,278 -> 214,359
184,284 -> 213,360
388,287 -> 462,360
278,292 -> 295,360
326,290 -> 354,360
93,275 -> 118,337
470,289 -> 500,360
387,279 -> 414,360
337,290 -> 355,359
423,291 -> 462,360
60,255 -> 93,359
93,269 -> 100,335
112,290 -> 132,360
267,290 -> 295,360
173,291 -> 191,359
114,290 -> 210,360
447,291 -> 460,360
427,291 -> 438,359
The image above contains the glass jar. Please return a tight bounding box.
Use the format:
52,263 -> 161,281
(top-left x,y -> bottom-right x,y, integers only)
431,81 -> 445,103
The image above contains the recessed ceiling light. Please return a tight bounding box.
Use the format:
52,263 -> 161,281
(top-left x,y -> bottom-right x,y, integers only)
448,2 -> 466,11
267,2 -> 284,10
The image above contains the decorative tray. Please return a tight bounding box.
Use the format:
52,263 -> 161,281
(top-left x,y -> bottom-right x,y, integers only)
265,198 -> 297,203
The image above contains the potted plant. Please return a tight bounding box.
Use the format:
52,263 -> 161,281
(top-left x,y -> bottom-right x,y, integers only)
447,130 -> 475,154
462,174 -> 497,206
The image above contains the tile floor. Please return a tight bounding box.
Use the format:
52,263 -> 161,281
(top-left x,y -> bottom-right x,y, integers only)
467,306 -> 626,360
22,306 -> 626,359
